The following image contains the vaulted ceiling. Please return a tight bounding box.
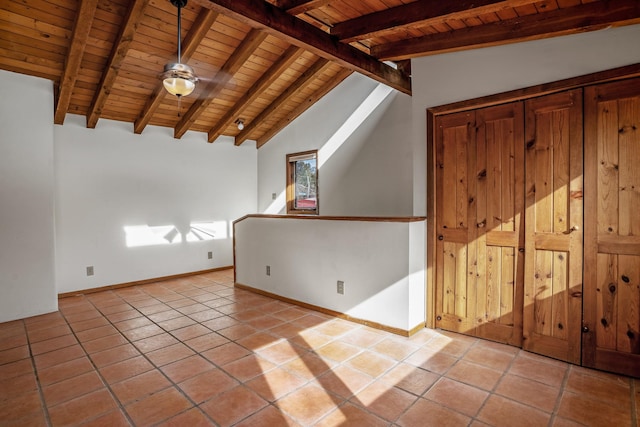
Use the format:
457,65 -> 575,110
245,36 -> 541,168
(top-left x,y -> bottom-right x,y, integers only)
1,0 -> 639,147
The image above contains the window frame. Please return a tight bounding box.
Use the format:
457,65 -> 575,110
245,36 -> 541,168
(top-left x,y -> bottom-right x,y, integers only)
286,150 -> 319,215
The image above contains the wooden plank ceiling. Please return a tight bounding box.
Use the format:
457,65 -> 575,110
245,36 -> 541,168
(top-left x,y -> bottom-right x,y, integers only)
1,0 -> 639,147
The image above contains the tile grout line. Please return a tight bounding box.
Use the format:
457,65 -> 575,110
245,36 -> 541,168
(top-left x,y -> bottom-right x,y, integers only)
102,279 -> 234,425
6,277 -> 233,425
270,315 -> 401,425
321,330 -> 387,425
24,319 -> 54,427
387,331 -> 460,424
169,278 -> 306,426
57,295 -> 138,426
547,360 -> 572,427
132,275 -> 305,425
464,344 -> 569,425
166,276 -> 255,421
274,321 -> 365,425
218,280 -> 356,426
468,338 -> 514,425
61,287 -> 196,424
396,335 -> 489,425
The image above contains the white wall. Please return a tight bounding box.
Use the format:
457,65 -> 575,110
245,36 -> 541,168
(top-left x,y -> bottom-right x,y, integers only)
235,217 -> 425,332
411,24 -> 640,216
55,116 -> 257,293
258,73 -> 414,216
0,71 -> 57,322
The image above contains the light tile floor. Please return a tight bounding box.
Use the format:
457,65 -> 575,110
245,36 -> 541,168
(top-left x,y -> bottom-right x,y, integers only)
0,269 -> 638,426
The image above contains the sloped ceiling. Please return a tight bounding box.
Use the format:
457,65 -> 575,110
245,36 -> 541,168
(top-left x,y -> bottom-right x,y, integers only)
1,0 -> 638,146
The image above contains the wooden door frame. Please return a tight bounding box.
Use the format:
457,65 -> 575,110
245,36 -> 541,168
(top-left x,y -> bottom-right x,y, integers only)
426,63 -> 640,329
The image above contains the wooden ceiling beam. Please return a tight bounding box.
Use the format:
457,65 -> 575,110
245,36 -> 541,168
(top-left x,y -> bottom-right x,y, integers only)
86,0 -> 150,128
277,0 -> 333,15
134,9 -> 219,134
191,0 -> 411,95
373,0 -> 640,61
235,57 -> 331,146
331,0 -> 538,44
174,28 -> 267,139
396,60 -> 411,76
54,0 -> 98,125
257,68 -> 352,148
207,45 -> 304,143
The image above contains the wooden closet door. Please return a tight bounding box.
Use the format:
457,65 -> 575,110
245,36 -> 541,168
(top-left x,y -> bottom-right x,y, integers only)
435,111 -> 476,335
435,104 -> 524,346
474,103 -> 525,345
583,79 -> 640,378
523,89 -> 583,364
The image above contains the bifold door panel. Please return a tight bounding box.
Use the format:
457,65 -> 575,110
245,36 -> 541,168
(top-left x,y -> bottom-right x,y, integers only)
522,89 -> 583,365
435,103 -> 524,347
583,79 -> 640,378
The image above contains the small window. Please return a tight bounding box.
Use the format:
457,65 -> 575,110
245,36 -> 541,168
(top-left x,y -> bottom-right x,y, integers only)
286,150 -> 318,215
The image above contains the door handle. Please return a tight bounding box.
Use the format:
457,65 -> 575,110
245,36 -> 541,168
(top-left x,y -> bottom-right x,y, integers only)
563,225 -> 579,234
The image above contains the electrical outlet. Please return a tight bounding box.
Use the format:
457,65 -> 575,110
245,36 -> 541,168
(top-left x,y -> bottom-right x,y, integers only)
86,266 -> 94,276
272,193 -> 277,200
266,265 -> 271,276
208,251 -> 213,259
337,280 -> 344,294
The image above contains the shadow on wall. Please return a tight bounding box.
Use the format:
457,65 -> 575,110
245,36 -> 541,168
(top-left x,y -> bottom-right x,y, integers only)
123,220 -> 229,247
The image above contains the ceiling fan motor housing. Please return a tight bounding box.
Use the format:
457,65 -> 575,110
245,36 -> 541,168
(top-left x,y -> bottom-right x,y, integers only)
162,63 -> 197,96
169,0 -> 187,8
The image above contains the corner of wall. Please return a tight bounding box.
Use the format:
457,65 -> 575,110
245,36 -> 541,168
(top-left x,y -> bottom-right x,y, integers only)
0,70 -> 57,322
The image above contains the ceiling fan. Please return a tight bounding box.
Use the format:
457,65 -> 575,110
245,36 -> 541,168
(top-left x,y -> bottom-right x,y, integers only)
161,0 -> 197,99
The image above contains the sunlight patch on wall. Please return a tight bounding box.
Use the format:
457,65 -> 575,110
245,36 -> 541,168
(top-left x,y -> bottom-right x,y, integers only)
264,191 -> 287,215
318,83 -> 394,168
186,221 -> 228,242
124,225 -> 181,247
125,221 -> 228,247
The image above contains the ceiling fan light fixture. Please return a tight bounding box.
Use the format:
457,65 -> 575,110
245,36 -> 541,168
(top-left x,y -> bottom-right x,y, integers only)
162,0 -> 197,98
162,62 -> 197,97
